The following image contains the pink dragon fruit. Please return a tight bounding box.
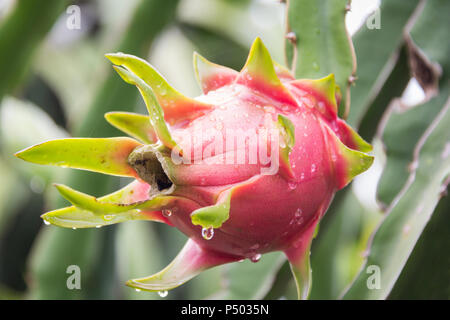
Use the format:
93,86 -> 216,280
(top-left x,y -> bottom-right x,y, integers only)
15,38 -> 373,299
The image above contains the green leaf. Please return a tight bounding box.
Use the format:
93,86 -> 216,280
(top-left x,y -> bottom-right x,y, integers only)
308,189 -> 380,299
192,51 -> 238,93
237,38 -> 297,106
42,182 -> 180,229
277,114 -> 296,178
377,90 -> 448,206
285,0 -> 355,117
0,0 -> 66,101
342,97 -> 450,299
111,65 -> 180,151
356,46 -> 410,141
105,112 -> 157,144
348,0 -> 421,126
105,52 -> 212,125
126,239 -> 239,292
15,137 -> 141,177
190,188 -> 232,229
388,191 -> 450,299
377,0 -> 450,206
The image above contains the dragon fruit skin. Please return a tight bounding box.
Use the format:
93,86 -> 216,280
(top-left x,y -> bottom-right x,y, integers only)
15,38 -> 373,299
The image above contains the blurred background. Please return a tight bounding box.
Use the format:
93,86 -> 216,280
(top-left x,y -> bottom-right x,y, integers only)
0,0 -> 447,300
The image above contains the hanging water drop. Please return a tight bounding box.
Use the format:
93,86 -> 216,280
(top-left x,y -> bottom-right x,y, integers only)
201,227 -> 214,240
250,253 -> 261,263
294,208 -> 303,225
158,290 -> 168,297
288,181 -> 297,190
162,209 -> 172,217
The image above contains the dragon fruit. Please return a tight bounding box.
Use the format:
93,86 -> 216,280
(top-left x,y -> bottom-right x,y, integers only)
15,38 -> 373,299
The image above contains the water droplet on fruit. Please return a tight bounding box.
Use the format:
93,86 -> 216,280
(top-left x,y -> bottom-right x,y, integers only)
294,208 -> 303,225
162,209 -> 172,217
202,227 -> 214,240
311,164 -> 316,173
158,290 -> 168,298
250,253 -> 261,263
44,220 -> 50,225
288,182 -> 297,190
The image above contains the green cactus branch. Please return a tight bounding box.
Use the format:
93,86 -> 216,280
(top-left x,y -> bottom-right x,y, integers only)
0,0 -> 67,102
285,0 -> 355,118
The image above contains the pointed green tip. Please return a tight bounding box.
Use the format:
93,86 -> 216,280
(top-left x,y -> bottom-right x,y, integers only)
13,146 -> 33,162
125,280 -> 136,289
104,52 -> 125,64
13,150 -> 24,159
112,65 -> 135,85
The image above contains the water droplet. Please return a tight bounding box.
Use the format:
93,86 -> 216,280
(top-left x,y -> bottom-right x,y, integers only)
158,290 -> 168,297
202,227 -> 214,240
288,182 -> 297,190
250,253 -> 261,263
311,164 -> 316,173
300,173 -> 305,180
96,225 -> 102,228
44,220 -> 50,225
72,227 -> 77,230
238,259 -> 245,263
135,289 -> 141,292
294,208 -> 303,225
162,209 -> 172,217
